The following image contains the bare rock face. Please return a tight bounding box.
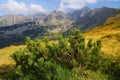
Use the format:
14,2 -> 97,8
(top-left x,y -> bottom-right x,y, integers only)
40,11 -> 73,33
0,14 -> 28,27
0,13 -> 47,27
67,7 -> 90,20
43,11 -> 72,25
27,13 -> 46,21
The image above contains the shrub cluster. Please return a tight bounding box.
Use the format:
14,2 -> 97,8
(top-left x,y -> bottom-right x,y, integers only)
11,30 -> 119,80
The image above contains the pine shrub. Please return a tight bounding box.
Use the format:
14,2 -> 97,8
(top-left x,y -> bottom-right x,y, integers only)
11,30 -> 111,80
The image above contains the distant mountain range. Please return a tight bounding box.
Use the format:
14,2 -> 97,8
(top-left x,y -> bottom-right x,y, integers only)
0,7 -> 120,48
75,7 -> 120,31
0,13 -> 46,27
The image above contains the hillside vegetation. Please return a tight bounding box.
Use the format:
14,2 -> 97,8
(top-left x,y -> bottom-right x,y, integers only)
0,30 -> 120,80
84,14 -> 120,55
7,31 -> 111,80
0,14 -> 120,80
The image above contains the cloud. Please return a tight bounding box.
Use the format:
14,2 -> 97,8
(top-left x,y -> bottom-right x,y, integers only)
30,4 -> 47,13
58,0 -> 97,11
0,0 -> 47,15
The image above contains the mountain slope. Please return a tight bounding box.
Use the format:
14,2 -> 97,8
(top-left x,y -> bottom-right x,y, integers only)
0,7 -> 120,48
76,7 -> 120,31
0,14 -> 27,27
42,11 -> 72,33
0,13 -> 46,27
67,7 -> 90,20
0,11 -> 72,48
84,14 -> 120,54
0,22 -> 49,48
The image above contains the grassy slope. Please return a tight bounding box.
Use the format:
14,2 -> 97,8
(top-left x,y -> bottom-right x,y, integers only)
0,45 -> 25,66
84,14 -> 120,55
0,45 -> 26,80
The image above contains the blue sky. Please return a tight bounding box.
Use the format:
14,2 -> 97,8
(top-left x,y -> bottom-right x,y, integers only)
0,0 -> 120,16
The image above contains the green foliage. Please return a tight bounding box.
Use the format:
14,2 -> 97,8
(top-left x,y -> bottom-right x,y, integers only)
107,54 -> 120,80
67,30 -> 108,71
11,30 -> 114,80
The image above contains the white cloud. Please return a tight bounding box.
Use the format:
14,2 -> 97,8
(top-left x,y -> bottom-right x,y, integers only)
58,0 -> 97,11
30,4 -> 47,13
0,0 -> 47,15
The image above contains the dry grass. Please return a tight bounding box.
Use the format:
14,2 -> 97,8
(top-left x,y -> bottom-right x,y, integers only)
0,41 -> 58,66
84,14 -> 120,55
0,45 -> 25,66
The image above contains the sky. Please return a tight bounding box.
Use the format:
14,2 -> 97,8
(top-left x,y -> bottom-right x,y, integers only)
0,0 -> 120,16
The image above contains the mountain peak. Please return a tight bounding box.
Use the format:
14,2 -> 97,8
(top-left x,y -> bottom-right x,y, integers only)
51,10 -> 57,14
67,6 -> 90,20
81,6 -> 90,10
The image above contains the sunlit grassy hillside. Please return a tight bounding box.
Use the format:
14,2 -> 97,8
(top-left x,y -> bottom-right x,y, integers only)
84,14 -> 120,55
0,45 -> 25,66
